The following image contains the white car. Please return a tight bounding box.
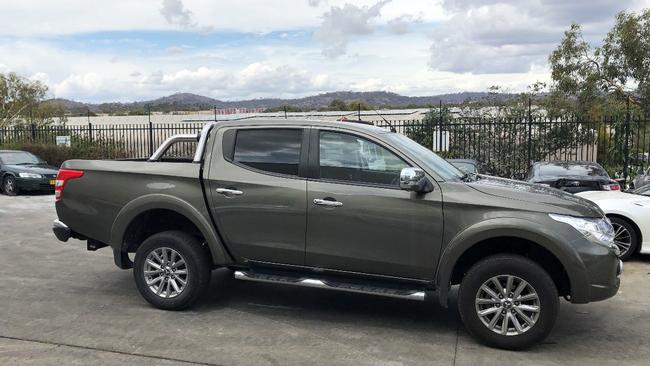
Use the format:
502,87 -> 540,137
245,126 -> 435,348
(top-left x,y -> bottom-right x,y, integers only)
576,190 -> 650,260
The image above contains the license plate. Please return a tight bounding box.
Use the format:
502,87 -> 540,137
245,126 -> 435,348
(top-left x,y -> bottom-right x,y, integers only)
50,179 -> 56,186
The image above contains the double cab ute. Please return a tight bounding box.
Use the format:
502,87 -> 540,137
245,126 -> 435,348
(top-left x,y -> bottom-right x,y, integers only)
53,119 -> 622,349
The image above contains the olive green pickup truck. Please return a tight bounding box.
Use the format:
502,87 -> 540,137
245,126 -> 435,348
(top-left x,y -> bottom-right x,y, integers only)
52,119 -> 622,350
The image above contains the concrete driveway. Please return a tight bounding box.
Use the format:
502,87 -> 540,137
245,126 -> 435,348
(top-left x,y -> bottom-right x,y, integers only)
1,194 -> 649,366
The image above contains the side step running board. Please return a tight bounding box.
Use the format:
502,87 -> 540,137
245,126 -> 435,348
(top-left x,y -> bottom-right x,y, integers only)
234,270 -> 426,301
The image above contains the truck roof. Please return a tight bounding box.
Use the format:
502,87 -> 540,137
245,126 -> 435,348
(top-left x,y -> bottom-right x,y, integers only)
209,118 -> 393,134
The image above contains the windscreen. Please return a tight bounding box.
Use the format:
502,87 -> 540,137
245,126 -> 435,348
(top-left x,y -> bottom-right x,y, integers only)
538,163 -> 608,178
0,152 -> 42,165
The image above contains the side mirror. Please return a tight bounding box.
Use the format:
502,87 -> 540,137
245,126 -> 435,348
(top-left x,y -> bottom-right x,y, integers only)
399,167 -> 432,193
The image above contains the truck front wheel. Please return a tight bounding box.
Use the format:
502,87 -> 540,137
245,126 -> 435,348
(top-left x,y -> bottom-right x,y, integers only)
133,231 -> 211,310
457,254 -> 559,350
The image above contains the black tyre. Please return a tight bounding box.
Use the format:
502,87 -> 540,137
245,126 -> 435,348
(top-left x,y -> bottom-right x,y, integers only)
3,175 -> 19,196
133,231 -> 211,310
609,217 -> 638,260
458,254 -> 559,350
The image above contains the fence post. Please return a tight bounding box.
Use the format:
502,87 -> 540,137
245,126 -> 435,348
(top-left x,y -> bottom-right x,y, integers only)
438,100 -> 443,152
284,105 -> 288,119
624,96 -> 631,183
214,106 -> 217,122
88,122 -> 93,143
527,97 -> 532,165
148,105 -> 154,157
31,123 -> 36,142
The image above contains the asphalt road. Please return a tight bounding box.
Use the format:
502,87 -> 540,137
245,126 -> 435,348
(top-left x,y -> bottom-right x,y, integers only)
1,194 -> 649,366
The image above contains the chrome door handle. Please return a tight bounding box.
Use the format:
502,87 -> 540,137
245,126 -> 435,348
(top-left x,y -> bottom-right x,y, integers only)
216,188 -> 243,196
313,198 -> 343,207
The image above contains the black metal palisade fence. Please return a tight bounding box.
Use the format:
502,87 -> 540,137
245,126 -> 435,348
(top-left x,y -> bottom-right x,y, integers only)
376,114 -> 650,181
1,112 -> 649,181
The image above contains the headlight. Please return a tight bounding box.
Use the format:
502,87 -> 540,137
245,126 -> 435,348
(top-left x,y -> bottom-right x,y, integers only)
18,173 -> 42,179
549,214 -> 615,244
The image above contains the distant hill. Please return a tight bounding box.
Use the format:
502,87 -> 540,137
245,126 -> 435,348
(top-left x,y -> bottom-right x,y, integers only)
46,91 -> 517,115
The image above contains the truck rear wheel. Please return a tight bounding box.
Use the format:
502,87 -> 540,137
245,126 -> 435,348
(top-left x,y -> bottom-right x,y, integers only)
457,254 -> 559,350
133,231 -> 211,310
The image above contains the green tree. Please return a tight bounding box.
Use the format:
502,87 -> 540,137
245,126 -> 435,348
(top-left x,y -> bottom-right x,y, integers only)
548,9 -> 650,116
328,99 -> 348,111
0,72 -> 49,127
348,100 -> 372,111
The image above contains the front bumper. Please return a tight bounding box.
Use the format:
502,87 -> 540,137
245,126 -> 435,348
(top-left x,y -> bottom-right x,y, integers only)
587,259 -> 622,302
16,177 -> 56,191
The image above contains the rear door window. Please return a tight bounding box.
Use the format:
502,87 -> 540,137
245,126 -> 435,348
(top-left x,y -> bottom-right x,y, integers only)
233,129 -> 302,176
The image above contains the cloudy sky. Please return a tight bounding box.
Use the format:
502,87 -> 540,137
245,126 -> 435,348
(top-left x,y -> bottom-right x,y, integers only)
0,0 -> 646,102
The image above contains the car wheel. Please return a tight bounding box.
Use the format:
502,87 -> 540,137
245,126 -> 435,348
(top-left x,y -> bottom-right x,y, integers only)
3,175 -> 19,196
458,254 -> 559,350
133,231 -> 211,310
609,217 -> 638,261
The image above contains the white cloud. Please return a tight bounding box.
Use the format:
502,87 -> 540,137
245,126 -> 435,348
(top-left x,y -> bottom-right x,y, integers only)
386,14 -> 421,34
1,0 -> 645,102
160,0 -> 193,27
159,0 -> 213,32
165,46 -> 186,54
428,0 -> 642,74
314,0 -> 392,57
55,73 -> 104,98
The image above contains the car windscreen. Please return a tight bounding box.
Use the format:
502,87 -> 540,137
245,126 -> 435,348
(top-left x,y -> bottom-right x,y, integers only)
383,133 -> 465,181
537,163 -> 608,178
0,152 -> 42,165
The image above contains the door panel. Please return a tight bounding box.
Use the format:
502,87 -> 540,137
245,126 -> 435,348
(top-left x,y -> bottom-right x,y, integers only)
305,129 -> 443,280
306,181 -> 443,280
206,127 -> 307,265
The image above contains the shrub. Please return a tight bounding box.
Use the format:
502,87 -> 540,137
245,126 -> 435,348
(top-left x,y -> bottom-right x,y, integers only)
1,142 -> 128,167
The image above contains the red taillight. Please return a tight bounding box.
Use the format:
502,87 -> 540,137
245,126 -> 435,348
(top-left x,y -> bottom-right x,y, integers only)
55,169 -> 84,201
603,183 -> 620,191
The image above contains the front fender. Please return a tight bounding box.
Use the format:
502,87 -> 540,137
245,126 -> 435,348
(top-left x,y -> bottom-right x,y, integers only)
110,193 -> 231,266
434,216 -> 589,307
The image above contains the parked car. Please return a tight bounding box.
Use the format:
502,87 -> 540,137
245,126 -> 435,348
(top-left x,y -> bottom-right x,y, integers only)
576,189 -> 650,260
631,184 -> 650,196
52,120 -> 622,350
0,150 -> 59,196
447,159 -> 487,175
526,161 -> 620,193
630,167 -> 650,190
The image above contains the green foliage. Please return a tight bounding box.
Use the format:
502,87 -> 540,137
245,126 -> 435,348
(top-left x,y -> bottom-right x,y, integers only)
263,105 -> 306,113
347,100 -> 372,111
404,108 -> 445,150
325,99 -> 373,111
549,9 -> 650,116
0,72 -> 50,127
328,99 -> 348,111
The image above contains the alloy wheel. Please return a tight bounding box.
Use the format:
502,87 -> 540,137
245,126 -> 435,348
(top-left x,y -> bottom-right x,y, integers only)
4,177 -> 15,194
143,247 -> 189,298
612,222 -> 632,257
475,275 -> 541,336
